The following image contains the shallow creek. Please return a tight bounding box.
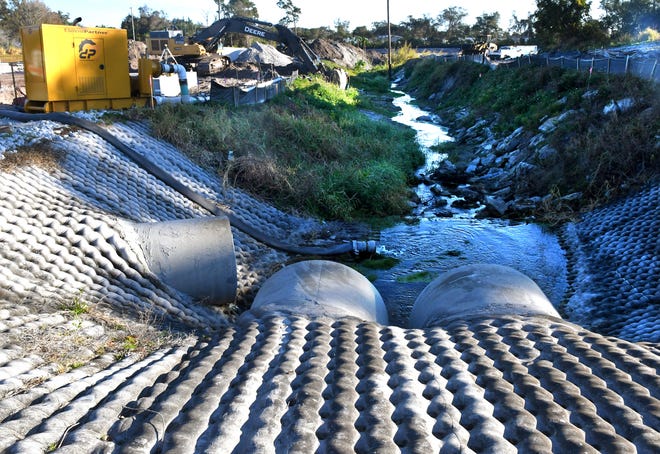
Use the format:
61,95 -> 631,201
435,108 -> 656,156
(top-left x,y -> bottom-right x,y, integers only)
372,91 -> 568,326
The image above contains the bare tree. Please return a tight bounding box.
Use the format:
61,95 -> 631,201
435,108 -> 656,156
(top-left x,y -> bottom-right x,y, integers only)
509,13 -> 534,42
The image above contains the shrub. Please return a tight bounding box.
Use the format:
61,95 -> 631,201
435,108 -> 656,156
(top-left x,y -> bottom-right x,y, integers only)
391,42 -> 418,66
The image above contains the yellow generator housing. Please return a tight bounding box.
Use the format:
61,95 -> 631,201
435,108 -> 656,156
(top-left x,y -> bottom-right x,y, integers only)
20,24 -> 148,112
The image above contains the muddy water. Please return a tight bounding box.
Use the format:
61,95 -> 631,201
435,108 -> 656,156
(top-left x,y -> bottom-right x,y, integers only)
372,92 -> 568,327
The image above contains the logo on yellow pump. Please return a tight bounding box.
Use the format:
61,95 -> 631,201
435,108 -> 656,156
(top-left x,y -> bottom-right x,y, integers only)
78,39 -> 97,59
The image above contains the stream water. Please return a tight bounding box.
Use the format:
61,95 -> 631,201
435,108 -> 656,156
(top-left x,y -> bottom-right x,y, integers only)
372,91 -> 568,327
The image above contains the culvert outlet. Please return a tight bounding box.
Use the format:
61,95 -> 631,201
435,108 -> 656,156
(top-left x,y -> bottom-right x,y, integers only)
250,260 -> 388,324
410,263 -> 560,328
128,216 -> 237,305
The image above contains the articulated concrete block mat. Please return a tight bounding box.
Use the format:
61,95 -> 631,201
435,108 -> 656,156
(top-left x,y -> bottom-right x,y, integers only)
0,117 -> 328,316
0,117 -> 658,451
561,184 -> 659,342
0,313 -> 657,452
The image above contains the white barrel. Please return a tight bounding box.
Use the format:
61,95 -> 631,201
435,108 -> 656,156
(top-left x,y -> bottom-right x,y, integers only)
128,216 -> 237,305
410,263 -> 560,328
251,260 -> 388,324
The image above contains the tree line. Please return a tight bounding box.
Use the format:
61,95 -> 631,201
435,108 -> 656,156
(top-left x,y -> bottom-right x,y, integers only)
0,0 -> 658,55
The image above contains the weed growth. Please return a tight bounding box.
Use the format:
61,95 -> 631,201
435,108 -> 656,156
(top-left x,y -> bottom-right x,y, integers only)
403,59 -> 660,217
356,255 -> 401,270
351,69 -> 391,93
137,76 -> 424,222
13,293 -> 193,375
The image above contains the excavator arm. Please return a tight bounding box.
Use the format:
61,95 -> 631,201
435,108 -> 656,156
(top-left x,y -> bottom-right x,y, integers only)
191,16 -> 324,75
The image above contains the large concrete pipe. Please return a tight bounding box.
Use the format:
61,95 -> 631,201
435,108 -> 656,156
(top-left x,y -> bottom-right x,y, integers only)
410,263 -> 560,328
127,216 -> 237,305
251,260 -> 388,324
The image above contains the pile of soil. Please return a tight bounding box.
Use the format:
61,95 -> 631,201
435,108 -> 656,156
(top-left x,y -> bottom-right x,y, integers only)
201,62 -> 278,91
234,42 -> 293,67
128,40 -> 147,72
309,39 -> 373,69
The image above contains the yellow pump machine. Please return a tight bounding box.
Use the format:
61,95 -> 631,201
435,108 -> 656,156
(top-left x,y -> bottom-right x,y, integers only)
20,24 -> 173,113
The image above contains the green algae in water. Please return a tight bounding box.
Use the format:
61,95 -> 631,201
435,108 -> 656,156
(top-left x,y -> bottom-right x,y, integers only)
396,270 -> 435,283
358,256 -> 401,270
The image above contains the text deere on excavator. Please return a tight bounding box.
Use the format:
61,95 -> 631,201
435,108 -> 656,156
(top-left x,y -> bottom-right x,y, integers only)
147,16 -> 328,77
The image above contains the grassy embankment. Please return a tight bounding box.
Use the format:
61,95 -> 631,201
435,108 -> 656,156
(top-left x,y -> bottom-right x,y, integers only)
402,58 -> 659,217
135,76 -> 424,223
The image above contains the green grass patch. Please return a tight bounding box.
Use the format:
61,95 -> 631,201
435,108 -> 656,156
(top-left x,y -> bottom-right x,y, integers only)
131,76 -> 424,222
59,290 -> 89,316
351,69 -> 391,94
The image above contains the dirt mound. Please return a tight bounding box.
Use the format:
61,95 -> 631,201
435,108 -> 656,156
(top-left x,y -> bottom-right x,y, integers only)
128,40 -> 146,72
234,42 -> 293,67
310,39 -> 372,69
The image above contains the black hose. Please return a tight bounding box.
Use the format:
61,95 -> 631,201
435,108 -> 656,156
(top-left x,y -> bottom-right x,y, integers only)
0,109 -> 372,256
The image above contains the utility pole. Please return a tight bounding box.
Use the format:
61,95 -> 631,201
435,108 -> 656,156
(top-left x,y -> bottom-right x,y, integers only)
130,7 -> 136,41
387,0 -> 392,80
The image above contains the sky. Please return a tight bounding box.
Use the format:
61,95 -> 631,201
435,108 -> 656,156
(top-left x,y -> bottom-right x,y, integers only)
43,1 -> 543,30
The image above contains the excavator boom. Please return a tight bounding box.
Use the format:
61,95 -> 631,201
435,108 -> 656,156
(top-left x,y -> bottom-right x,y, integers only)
147,16 -> 345,85
191,16 -> 324,75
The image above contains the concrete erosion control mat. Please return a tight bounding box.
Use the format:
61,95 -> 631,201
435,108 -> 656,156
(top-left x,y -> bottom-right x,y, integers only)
0,116 -> 658,451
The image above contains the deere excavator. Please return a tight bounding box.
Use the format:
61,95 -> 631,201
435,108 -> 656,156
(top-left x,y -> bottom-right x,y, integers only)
147,16 -> 327,77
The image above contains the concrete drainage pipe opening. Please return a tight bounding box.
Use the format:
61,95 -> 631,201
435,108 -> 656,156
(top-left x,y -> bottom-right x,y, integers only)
410,263 -> 560,329
250,260 -> 388,324
127,216 -> 237,305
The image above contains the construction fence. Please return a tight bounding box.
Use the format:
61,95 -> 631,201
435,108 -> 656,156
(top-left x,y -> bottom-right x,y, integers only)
453,52 -> 660,83
498,54 -> 659,83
